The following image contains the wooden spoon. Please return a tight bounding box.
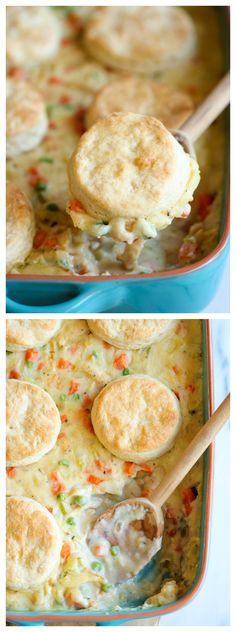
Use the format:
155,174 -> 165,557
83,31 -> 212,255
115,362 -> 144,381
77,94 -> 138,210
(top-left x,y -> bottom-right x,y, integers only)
122,72 -> 230,270
88,394 -> 230,583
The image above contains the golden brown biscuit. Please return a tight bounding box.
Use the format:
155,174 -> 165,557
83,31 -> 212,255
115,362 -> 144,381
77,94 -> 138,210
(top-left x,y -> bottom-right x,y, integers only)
6,6 -> 61,68
6,319 -> 62,351
87,319 -> 173,349
6,182 -> 35,273
67,112 -> 200,241
84,7 -> 196,74
91,375 -> 181,463
6,496 -> 61,590
6,78 -> 48,158
6,380 -> 61,466
86,77 -> 193,130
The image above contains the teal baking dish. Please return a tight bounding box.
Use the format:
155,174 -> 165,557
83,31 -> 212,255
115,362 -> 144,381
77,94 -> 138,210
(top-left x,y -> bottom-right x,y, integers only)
6,321 -> 214,625
6,7 -> 230,314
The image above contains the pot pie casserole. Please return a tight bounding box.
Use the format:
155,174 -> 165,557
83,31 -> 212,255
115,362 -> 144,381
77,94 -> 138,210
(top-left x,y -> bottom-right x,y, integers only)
7,318 -> 205,612
6,6 -> 227,276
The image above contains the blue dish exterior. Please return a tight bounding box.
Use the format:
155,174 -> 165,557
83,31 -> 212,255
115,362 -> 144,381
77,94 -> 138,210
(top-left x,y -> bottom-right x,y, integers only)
6,322 -> 214,626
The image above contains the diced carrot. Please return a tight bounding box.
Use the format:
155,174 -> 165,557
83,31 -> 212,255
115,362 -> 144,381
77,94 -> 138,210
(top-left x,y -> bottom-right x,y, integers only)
139,464 -> 154,474
61,543 -> 71,560
68,380 -> 79,395
61,36 -> 73,46
49,120 -> 57,129
87,474 -> 103,485
92,543 -> 109,557
8,66 -> 26,79
57,358 -> 72,369
103,341 -> 112,349
182,487 -> 196,504
197,192 -> 215,220
69,199 -> 85,212
50,470 -> 59,482
60,414 -> 68,424
141,488 -> 152,498
8,369 -> 21,379
186,384 -> 195,393
48,76 -> 62,85
123,462 -> 136,476
172,365 -> 181,375
59,94 -> 72,105
80,409 -> 95,434
7,467 -> 16,478
95,460 -> 112,475
81,394 -> 92,410
37,362 -> 44,371
66,13 -> 83,30
47,506 -> 53,513
25,349 -> 40,362
113,353 -> 129,370
33,230 -> 48,249
58,432 -> 66,440
178,240 -> 198,263
44,238 -> 58,250
51,481 -> 65,495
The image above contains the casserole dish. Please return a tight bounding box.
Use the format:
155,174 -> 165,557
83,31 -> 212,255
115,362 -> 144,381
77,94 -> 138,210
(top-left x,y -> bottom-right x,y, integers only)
6,6 -> 229,314
6,319 -> 214,625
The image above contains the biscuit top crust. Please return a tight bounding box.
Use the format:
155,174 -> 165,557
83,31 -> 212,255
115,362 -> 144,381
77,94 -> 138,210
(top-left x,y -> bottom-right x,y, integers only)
85,77 -> 194,130
88,319 -> 172,349
6,380 -> 61,466
91,375 -> 181,459
68,112 -> 198,224
84,7 -> 196,73
6,318 -> 62,351
6,181 -> 34,244
6,6 -> 61,67
6,496 -> 61,590
6,79 -> 47,138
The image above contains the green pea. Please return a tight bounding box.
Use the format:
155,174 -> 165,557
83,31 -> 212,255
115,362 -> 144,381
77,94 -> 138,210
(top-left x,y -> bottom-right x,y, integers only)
58,459 -> 70,467
57,492 -> 67,501
60,394 -> 67,402
92,351 -> 99,358
72,495 -> 87,507
26,361 -> 34,368
122,368 -> 130,376
110,546 -> 120,557
72,393 -> 81,400
102,582 -> 113,592
67,517 -> 76,526
38,157 -> 54,164
91,561 -> 102,572
35,182 -> 47,192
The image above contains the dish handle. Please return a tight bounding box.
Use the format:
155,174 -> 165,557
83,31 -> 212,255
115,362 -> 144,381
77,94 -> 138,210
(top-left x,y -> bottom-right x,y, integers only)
6,281 -> 127,313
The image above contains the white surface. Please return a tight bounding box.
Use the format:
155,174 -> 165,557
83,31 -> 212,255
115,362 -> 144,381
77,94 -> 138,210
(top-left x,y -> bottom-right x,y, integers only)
160,320 -> 230,626
203,254 -> 230,313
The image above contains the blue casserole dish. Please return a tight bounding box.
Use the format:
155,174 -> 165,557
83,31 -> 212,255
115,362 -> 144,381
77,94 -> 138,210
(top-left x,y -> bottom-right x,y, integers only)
6,8 -> 230,315
6,321 -> 214,626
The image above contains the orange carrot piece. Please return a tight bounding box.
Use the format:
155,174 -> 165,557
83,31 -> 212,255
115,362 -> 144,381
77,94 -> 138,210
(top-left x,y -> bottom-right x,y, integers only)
139,464 -> 154,474
68,380 -> 79,395
81,394 -> 92,410
61,543 -> 71,560
123,462 -> 136,476
113,353 -> 129,370
60,414 -> 68,424
37,362 -> 45,371
57,358 -> 72,369
25,349 -> 40,362
8,369 -> 21,379
33,230 -> 48,249
87,474 -> 103,485
95,460 -> 112,475
69,199 -> 85,212
58,432 -> 66,440
51,481 -> 65,495
7,467 -> 16,478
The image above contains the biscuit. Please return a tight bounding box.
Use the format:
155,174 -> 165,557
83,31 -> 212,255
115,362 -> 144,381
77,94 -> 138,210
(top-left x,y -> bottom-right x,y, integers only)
86,77 -> 193,130
91,375 -> 181,463
6,79 -> 48,158
67,112 -> 200,237
6,496 -> 61,590
84,7 -> 196,74
6,6 -> 61,68
87,319 -> 173,349
6,318 -> 62,351
6,380 -> 61,466
6,181 -> 35,273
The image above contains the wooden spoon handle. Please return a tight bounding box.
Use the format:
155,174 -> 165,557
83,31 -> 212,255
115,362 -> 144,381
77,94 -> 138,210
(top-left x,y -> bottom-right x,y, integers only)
151,394 -> 230,509
180,72 -> 230,143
